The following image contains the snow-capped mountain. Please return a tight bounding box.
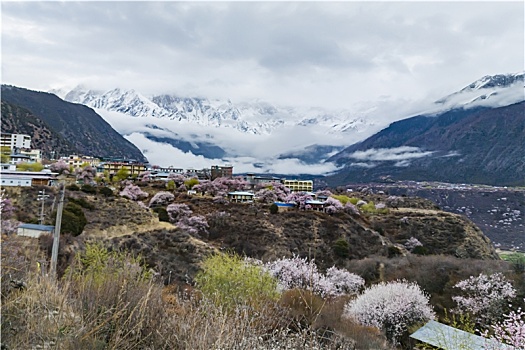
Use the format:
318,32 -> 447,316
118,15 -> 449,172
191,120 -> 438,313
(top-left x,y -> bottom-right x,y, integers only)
434,72 -> 524,109
51,72 -> 524,175
57,85 -> 378,136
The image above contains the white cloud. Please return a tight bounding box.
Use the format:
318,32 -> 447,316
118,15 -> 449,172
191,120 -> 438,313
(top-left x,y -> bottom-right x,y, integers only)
125,132 -> 340,175
348,146 -> 435,162
2,1 -> 523,110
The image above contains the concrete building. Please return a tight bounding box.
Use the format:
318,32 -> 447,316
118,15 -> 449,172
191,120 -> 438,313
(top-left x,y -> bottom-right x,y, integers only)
283,179 -> 314,192
227,191 -> 254,203
211,165 -> 233,180
0,133 -> 31,150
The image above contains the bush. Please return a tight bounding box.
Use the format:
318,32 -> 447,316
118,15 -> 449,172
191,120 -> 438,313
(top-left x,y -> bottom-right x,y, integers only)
269,203 -> 278,214
152,207 -> 170,222
98,186 -> 114,197
66,184 -> 80,191
343,280 -> 435,345
333,238 -> 350,258
56,202 -> 87,236
194,253 -> 280,310
68,197 -> 95,210
80,184 -> 97,194
412,245 -> 428,255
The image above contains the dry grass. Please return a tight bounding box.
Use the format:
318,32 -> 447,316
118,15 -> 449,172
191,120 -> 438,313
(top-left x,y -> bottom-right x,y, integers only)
1,236 -> 388,350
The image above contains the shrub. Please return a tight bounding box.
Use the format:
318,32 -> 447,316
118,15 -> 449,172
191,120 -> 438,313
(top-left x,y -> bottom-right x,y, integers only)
68,197 -> 95,210
98,186 -> 114,197
333,238 -> 350,258
343,280 -> 435,345
152,207 -> 170,222
184,177 -> 199,189
194,253 -> 279,310
66,184 -> 80,191
58,202 -> 87,236
80,184 -> 97,194
412,245 -> 428,255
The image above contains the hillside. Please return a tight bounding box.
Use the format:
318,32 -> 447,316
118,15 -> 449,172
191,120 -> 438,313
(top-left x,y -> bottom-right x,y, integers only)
4,184 -> 499,285
1,101 -> 76,158
326,101 -> 525,186
1,85 -> 147,161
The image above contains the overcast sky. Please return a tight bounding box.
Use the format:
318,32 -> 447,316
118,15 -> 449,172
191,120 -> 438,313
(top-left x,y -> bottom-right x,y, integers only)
2,1 -> 524,110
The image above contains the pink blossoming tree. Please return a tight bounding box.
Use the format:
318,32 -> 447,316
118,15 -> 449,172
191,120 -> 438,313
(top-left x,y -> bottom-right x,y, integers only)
343,280 -> 435,344
453,273 -> 516,325
49,159 -> 70,175
119,184 -> 149,201
482,301 -> 525,349
148,191 -> 175,207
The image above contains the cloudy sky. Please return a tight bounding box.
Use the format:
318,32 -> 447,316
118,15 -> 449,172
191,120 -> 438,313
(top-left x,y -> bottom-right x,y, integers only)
2,1 -> 524,110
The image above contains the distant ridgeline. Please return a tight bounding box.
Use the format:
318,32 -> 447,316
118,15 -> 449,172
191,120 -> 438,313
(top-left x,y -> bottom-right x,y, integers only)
326,101 -> 525,187
1,85 -> 147,162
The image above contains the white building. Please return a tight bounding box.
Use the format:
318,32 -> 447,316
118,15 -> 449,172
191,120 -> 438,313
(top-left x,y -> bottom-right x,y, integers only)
20,149 -> 42,163
17,224 -> 55,238
0,174 -> 32,187
1,133 -> 31,150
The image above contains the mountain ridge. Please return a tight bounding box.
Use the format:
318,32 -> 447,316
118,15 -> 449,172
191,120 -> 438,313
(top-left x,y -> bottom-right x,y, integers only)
1,85 -> 148,162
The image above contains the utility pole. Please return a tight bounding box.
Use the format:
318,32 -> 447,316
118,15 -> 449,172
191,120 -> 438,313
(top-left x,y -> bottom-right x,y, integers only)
37,189 -> 50,225
50,182 -> 65,278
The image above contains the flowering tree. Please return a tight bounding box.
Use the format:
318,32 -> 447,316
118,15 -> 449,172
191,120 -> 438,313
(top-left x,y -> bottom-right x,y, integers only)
76,165 -> 96,184
264,256 -> 364,298
255,182 -> 290,203
177,215 -> 209,238
49,159 -> 70,175
343,280 -> 435,344
453,273 -> 516,325
0,190 -> 19,235
139,171 -> 151,182
482,301 -> 525,349
324,197 -> 343,214
166,203 -> 192,223
344,201 -> 360,216
325,266 -> 365,296
119,184 -> 149,201
315,190 -> 333,197
148,191 -> 175,207
167,173 -> 186,187
285,192 -> 313,210
193,180 -> 227,197
404,237 -> 423,252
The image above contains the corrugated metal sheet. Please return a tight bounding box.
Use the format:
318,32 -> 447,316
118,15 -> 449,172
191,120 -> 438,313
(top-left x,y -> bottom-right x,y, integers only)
410,320 -> 515,350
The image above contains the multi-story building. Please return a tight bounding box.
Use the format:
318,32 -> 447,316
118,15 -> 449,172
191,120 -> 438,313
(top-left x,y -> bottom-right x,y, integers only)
1,133 -> 31,150
156,166 -> 184,174
62,155 -> 100,169
245,173 -> 282,188
20,149 -> 42,163
210,165 -> 233,180
98,161 -> 147,177
282,179 -> 314,193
